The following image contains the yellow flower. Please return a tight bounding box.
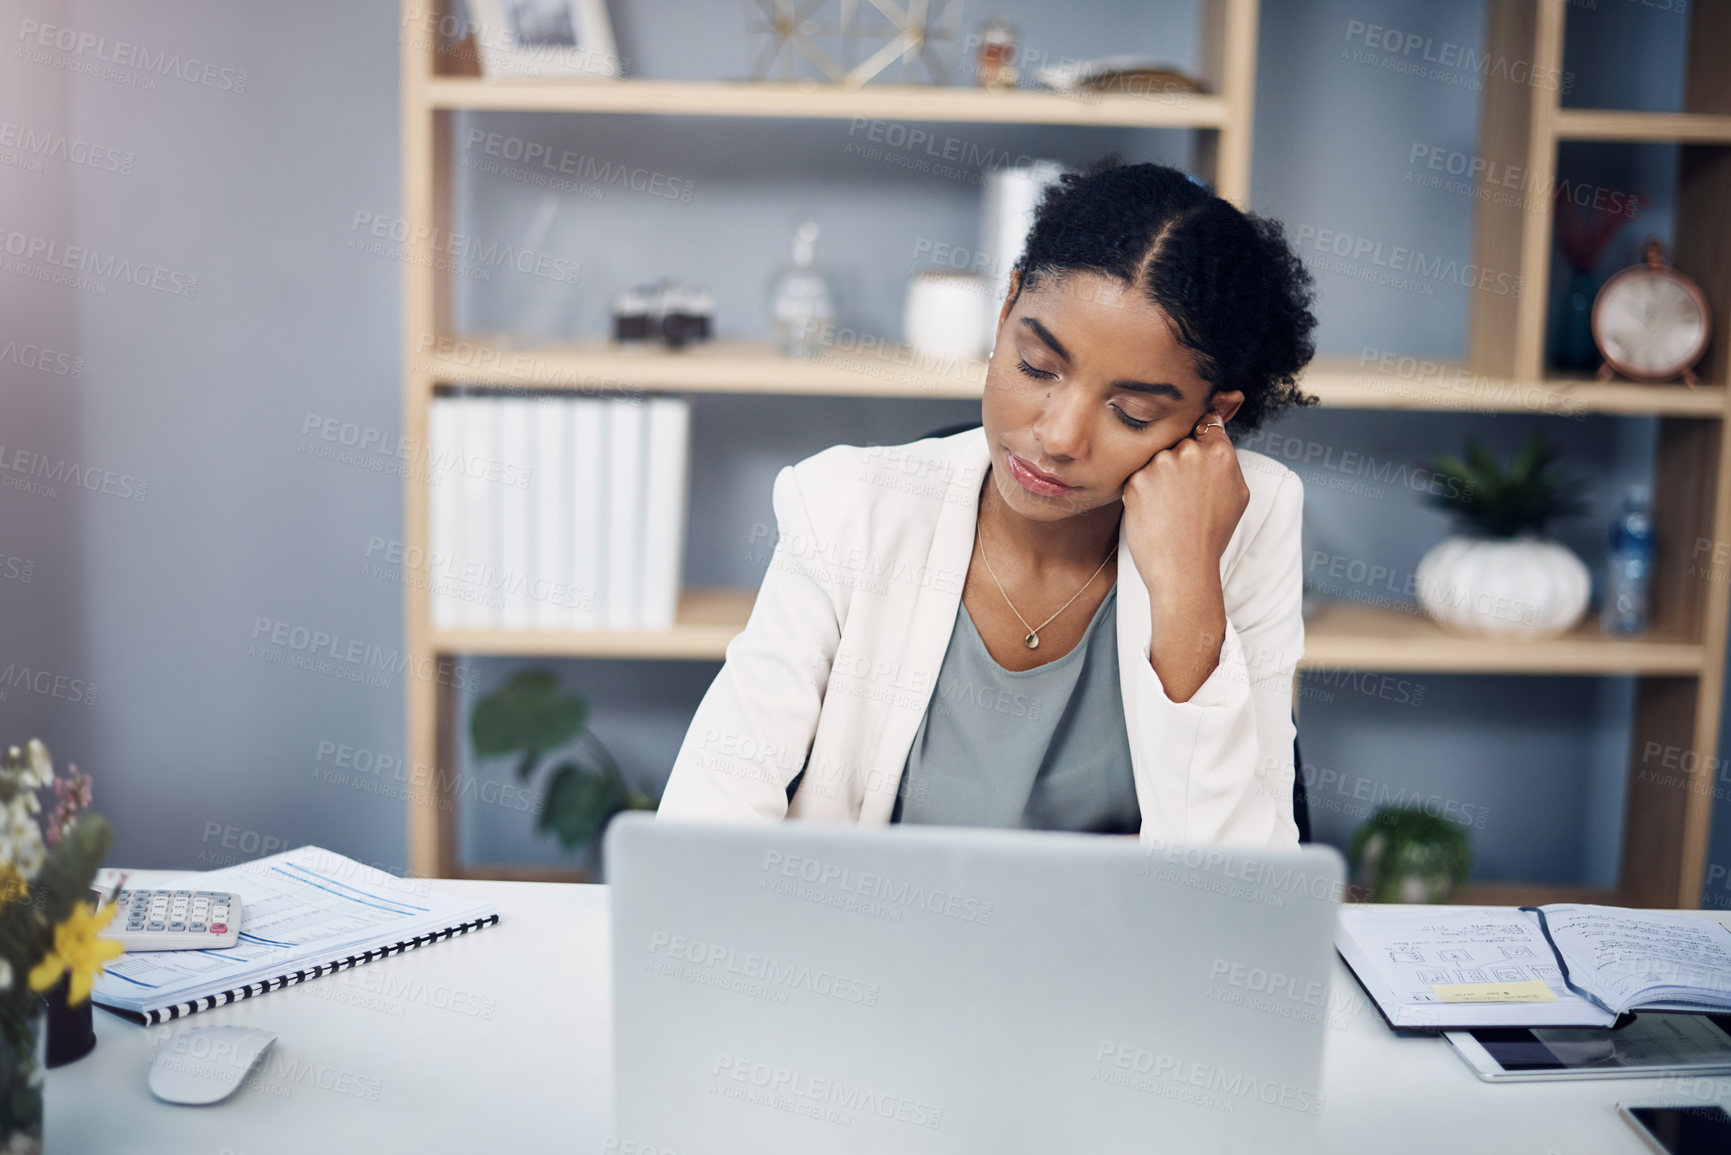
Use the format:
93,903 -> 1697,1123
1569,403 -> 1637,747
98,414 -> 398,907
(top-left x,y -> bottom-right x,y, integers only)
28,901 -> 125,1004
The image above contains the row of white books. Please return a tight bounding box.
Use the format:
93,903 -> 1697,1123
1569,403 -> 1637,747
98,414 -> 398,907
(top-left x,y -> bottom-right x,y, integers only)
429,393 -> 690,631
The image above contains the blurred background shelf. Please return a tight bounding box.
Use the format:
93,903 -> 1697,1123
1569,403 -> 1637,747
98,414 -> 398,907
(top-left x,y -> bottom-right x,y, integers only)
422,341 -> 1730,415
430,592 -> 1707,677
435,589 -> 757,659
1552,109 -> 1731,143
422,336 -> 989,398
1300,602 -> 1703,675
1297,357 -> 1727,417
423,76 -> 1231,127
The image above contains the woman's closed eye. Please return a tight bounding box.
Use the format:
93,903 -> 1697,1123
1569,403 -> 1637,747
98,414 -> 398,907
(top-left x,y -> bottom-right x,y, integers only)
1016,357 -> 1056,382
1018,358 -> 1154,431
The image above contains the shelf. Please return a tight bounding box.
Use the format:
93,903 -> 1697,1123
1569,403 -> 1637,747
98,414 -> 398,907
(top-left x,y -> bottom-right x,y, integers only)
1300,602 -> 1703,675
437,589 -> 1703,677
1299,357 -> 1727,418
420,76 -> 1229,129
1451,882 -> 1619,907
435,588 -> 757,660
418,336 -> 989,398
450,862 -> 591,883
411,339 -> 1724,415
1553,109 -> 1731,143
419,341 -> 1729,416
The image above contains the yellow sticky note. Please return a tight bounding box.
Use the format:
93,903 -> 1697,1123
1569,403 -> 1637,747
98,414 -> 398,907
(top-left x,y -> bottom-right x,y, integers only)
1431,980 -> 1556,1004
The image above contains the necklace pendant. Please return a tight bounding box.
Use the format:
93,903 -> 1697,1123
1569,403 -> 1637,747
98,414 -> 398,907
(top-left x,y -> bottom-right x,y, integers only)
1025,632 -> 1040,650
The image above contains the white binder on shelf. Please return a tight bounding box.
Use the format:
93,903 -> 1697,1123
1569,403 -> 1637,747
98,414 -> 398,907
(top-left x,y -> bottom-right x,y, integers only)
571,398 -> 606,630
640,397 -> 691,631
455,393 -> 501,630
497,397 -> 536,630
532,396 -> 573,631
605,400 -> 646,630
428,397 -> 465,631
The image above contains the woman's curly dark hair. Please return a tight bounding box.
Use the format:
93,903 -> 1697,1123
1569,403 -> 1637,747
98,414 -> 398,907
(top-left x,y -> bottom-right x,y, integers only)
1011,156 -> 1317,433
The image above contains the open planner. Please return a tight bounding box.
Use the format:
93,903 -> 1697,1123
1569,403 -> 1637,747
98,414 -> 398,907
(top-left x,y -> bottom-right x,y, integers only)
93,846 -> 498,1025
1336,904 -> 1731,1030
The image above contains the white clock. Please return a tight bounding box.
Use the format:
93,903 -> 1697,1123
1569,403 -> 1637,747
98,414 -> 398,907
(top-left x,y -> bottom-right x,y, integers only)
1592,239 -> 1711,387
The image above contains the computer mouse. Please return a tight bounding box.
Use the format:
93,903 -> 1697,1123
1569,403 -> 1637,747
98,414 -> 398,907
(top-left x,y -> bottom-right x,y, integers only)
148,1025 -> 278,1105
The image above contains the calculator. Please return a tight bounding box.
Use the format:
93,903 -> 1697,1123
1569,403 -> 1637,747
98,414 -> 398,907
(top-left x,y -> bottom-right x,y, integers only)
97,889 -> 243,952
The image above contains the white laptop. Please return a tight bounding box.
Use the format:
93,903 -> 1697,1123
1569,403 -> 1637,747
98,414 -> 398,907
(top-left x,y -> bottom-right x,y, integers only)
605,814 -> 1345,1154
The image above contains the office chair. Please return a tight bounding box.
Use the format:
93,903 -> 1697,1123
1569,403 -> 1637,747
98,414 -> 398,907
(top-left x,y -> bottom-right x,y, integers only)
909,421 -> 1314,843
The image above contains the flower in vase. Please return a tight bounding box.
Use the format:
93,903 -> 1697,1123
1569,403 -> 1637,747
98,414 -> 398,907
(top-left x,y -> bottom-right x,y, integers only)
46,767 -> 92,846
0,797 -> 44,880
20,741 -> 52,790
0,863 -> 24,908
28,900 -> 123,1004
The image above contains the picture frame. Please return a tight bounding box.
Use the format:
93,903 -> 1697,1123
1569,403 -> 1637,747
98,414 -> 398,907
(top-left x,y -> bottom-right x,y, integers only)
465,0 -> 624,81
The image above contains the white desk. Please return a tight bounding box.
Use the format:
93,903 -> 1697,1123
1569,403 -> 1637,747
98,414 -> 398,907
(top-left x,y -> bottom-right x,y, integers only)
52,876 -> 1731,1154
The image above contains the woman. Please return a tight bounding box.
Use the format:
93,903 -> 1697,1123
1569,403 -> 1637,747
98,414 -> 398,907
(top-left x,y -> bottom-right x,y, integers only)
658,158 -> 1318,848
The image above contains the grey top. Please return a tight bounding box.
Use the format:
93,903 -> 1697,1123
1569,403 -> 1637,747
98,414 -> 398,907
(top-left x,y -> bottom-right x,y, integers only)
891,582 -> 1140,834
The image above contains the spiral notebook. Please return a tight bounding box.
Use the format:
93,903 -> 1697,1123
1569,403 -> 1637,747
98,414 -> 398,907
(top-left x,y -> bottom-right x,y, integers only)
92,846 -> 499,1026
1336,904 -> 1731,1031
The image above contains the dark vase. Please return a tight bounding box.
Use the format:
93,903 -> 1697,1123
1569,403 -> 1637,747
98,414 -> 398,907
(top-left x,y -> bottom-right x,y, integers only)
1551,268 -> 1600,372
0,1001 -> 45,1154
43,974 -> 94,1068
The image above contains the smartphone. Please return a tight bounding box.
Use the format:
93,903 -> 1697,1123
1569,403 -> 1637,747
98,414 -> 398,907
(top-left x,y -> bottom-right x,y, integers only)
1620,1104 -> 1731,1155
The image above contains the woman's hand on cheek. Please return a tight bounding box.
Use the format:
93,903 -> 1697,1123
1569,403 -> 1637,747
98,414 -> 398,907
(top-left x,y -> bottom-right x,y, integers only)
1120,424 -> 1250,588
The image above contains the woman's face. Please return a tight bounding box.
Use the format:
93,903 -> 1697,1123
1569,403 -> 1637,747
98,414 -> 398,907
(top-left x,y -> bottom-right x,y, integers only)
980,269 -> 1242,521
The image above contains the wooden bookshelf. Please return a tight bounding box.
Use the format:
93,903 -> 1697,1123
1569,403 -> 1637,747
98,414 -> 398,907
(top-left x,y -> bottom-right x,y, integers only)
418,336 -> 990,399
1300,603 -> 1702,676
402,0 -> 1731,908
1461,0 -> 1731,908
400,0 -> 1263,882
1297,357 -> 1726,418
1552,109 -> 1731,144
417,339 -> 1730,415
435,589 -> 758,660
426,593 -> 1706,677
423,76 -> 1230,128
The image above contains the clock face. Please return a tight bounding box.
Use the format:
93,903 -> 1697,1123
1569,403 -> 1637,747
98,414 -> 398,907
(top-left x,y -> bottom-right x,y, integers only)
1594,270 -> 1708,378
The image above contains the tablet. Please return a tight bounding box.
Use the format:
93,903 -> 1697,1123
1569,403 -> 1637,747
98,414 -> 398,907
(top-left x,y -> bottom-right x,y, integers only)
1446,1013 -> 1731,1082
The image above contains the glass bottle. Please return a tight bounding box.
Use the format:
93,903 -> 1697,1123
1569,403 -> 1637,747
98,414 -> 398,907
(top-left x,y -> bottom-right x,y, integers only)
766,218 -> 835,359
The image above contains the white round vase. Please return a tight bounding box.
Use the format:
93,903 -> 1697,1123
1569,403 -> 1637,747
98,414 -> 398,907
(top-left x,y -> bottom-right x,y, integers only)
1415,534 -> 1591,638
903,272 -> 989,363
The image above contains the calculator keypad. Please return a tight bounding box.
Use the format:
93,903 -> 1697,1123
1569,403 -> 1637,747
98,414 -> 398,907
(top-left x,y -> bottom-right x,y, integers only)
102,889 -> 243,952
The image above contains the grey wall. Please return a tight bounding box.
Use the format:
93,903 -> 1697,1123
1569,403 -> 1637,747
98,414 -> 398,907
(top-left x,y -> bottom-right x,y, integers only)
5,0 -> 1727,896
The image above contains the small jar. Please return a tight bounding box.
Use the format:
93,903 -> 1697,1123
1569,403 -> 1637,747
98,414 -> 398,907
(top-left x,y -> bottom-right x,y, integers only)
611,285 -> 655,343
660,285 -> 714,349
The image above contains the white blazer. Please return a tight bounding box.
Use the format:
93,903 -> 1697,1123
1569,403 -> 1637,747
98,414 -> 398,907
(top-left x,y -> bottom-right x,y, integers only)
657,424 -> 1305,848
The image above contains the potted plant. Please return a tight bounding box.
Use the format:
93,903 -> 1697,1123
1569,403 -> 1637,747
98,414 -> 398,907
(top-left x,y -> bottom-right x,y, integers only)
0,740 -> 119,1154
1348,807 -> 1471,903
1415,430 -> 1592,638
470,670 -> 658,858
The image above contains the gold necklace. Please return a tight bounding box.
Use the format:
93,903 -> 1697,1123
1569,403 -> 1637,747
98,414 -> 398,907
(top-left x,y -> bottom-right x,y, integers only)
977,520 -> 1115,650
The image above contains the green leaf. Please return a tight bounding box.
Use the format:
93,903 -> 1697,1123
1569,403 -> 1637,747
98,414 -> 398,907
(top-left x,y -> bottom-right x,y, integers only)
536,763 -> 626,851
469,669 -> 588,758
1349,807 -> 1471,902
36,814 -> 111,926
1419,430 -> 1590,537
